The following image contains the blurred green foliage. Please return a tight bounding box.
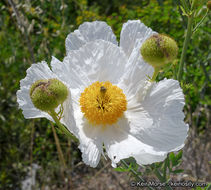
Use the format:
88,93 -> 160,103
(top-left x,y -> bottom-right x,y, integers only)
0,0 -> 210,189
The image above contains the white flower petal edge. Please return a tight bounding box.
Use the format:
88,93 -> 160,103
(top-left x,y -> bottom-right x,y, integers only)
65,21 -> 118,53
118,20 -> 155,99
120,20 -> 156,58
126,79 -> 189,153
118,50 -> 154,100
74,107 -> 103,167
102,117 -> 167,167
62,40 -> 128,86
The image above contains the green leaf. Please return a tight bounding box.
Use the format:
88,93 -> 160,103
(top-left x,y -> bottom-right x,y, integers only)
114,166 -> 128,172
171,169 -> 184,174
155,162 -> 163,168
175,150 -> 183,160
167,156 -> 171,171
169,152 -> 176,162
180,0 -> 190,12
169,152 -> 181,167
180,5 -> 189,16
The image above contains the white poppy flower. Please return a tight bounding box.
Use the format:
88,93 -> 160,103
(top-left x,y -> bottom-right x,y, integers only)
53,20 -> 189,167
17,20 -> 188,168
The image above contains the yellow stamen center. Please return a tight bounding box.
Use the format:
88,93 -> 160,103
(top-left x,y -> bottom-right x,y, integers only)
80,81 -> 127,126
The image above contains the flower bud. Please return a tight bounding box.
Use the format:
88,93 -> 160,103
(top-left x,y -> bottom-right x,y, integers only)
140,34 -> 178,68
30,78 -> 68,112
207,1 -> 211,10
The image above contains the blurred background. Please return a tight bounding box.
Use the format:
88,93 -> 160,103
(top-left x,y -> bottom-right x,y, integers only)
0,0 -> 210,189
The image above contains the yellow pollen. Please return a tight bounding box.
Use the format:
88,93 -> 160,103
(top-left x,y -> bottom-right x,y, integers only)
80,81 -> 127,126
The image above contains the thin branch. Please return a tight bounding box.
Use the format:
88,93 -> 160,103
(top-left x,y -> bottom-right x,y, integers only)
51,122 -> 67,169
177,13 -> 194,81
193,9 -> 209,33
30,121 -> 35,174
7,0 -> 35,64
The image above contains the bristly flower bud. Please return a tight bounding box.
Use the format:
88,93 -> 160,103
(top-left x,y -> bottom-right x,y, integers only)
207,1 -> 211,10
140,34 -> 178,68
30,78 -> 68,112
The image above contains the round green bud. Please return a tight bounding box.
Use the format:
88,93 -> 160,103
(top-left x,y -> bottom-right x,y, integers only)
30,78 -> 68,112
207,1 -> 211,10
140,34 -> 178,68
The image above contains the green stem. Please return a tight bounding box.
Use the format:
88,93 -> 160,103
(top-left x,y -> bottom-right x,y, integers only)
154,168 -> 173,190
51,122 -> 67,169
173,64 -> 177,80
120,160 -> 155,190
150,67 -> 160,82
177,13 -> 194,81
193,9 -> 208,33
30,121 -> 35,176
163,157 -> 168,181
154,168 -> 164,182
49,110 -> 78,142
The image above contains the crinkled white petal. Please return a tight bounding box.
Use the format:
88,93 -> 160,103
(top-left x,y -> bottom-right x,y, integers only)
62,40 -> 127,86
61,94 -> 78,135
125,79 -> 189,153
17,61 -> 58,120
72,105 -> 103,167
102,117 -> 167,167
51,56 -> 88,93
118,50 -> 154,100
118,20 -> 155,99
65,21 -> 117,53
120,20 -> 156,58
134,153 -> 167,166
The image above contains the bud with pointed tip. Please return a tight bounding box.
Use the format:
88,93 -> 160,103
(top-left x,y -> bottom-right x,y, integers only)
140,34 -> 178,68
30,78 -> 68,112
